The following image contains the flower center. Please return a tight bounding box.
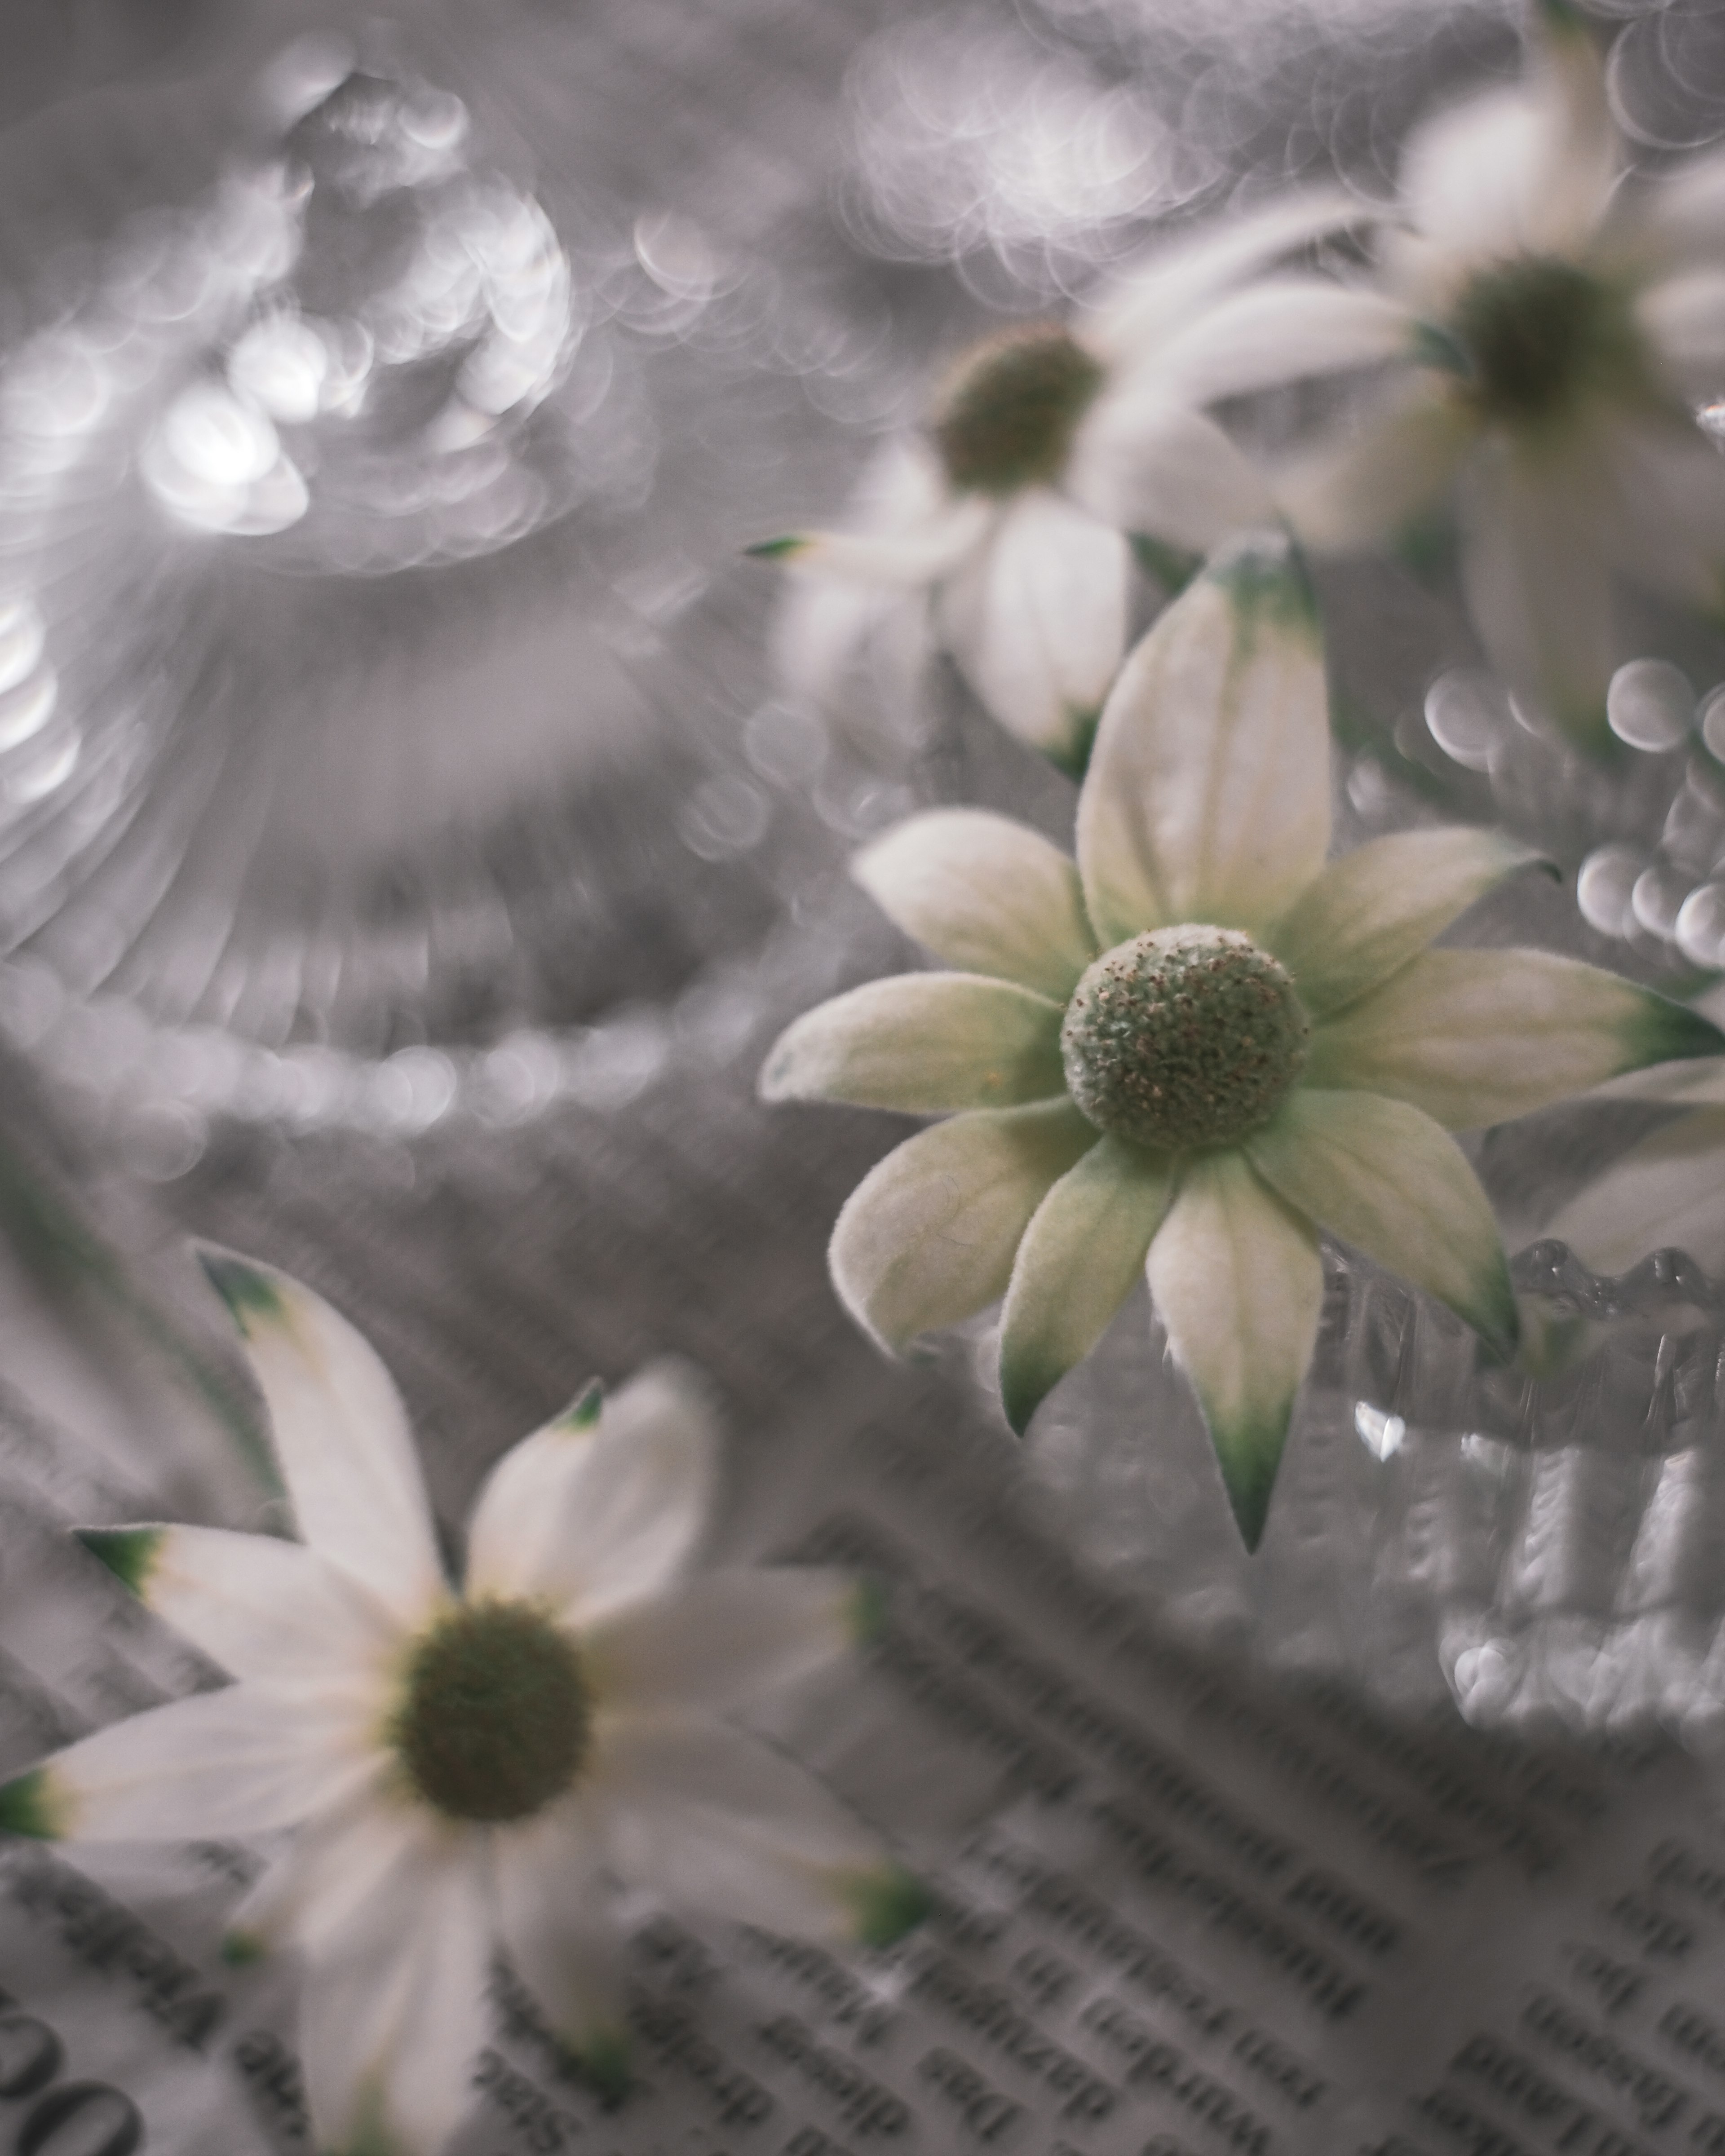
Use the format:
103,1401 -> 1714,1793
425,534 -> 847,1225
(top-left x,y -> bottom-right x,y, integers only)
391,1599 -> 591,1825
1061,928 -> 1309,1151
932,327 -> 1105,496
1446,256 -> 1636,425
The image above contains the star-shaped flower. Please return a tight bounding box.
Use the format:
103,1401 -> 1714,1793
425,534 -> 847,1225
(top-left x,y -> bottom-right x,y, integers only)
761,531 -> 1723,1546
750,192 -> 1367,772
0,1255 -> 919,2156
1216,0 -> 1725,751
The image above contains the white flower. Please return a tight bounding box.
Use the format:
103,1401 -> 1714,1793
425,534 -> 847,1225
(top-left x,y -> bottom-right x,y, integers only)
752,192 -> 1365,772
761,532 -> 1722,1546
0,1255 -> 918,2156
1221,0 -> 1725,751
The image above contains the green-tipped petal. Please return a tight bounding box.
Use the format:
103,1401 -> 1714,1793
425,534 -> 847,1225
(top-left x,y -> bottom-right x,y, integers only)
578,2032 -> 631,2106
1278,383 -> 1475,556
841,1865 -> 934,1948
829,1103 -> 1097,1350
761,974 -> 1066,1115
1268,827 -> 1550,1019
1076,529 -> 1330,949
1526,0 -> 1618,253
195,1247 -> 443,1628
1146,1153 -> 1324,1550
1306,949 -> 1725,1129
1247,1090 -> 1517,1354
1546,1108 -> 1725,1280
0,1768 -> 71,1841
853,810 -> 1096,1003
745,498 -> 993,587
221,1929 -> 269,1967
999,1136 -> 1175,1432
76,1525 -> 164,1597
561,1378 -> 604,1431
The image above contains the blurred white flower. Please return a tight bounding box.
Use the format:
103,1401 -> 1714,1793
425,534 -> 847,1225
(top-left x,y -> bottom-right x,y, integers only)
752,193 -> 1360,771
1230,0 -> 1725,751
0,1255 -> 917,2156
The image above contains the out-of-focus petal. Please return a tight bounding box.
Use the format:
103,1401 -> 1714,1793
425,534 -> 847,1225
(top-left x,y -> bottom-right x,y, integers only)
494,1797 -> 627,2072
939,492 -> 1130,771
1066,392 -> 1274,553
1277,381 -> 1474,553
1148,280 -> 1415,404
1077,530 -> 1330,947
829,1101 -> 1097,1350
1544,1109 -> 1725,1279
853,809 -> 1096,1003
589,1569 -> 861,1715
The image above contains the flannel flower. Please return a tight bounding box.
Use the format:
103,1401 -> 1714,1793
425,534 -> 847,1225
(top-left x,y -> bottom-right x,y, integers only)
0,1256 -> 919,2156
761,532 -> 1723,1547
749,192 -> 1365,773
1226,0 -> 1725,752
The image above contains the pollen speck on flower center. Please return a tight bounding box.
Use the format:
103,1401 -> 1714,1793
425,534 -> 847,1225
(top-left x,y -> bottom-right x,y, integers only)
1061,927 -> 1309,1151
932,326 -> 1105,496
1446,256 -> 1637,426
392,1598 -> 590,1825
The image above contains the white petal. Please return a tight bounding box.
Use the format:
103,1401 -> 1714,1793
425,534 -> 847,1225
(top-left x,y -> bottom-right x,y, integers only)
1545,1109 -> 1725,1278
589,1570 -> 860,1716
1246,1090 -> 1517,1352
1305,949 -> 1724,1128
1147,280 -> 1415,404
300,1836 -> 492,2156
1456,438 -> 1616,753
598,1717 -> 916,1944
0,1685 -> 374,1842
76,1524 -> 397,1686
1276,382 -> 1475,553
467,1362 -> 719,1625
1081,188 -> 1373,365
939,492 -> 1131,769
1637,270 -> 1725,400
852,809 -> 1095,1003
1066,391 -> 1274,552
1267,826 -> 1547,1019
998,1137 -> 1174,1434
225,1776 -> 417,1962
828,1102 -> 1097,1350
1077,529 -> 1330,947
760,973 -> 1066,1113
749,493 -> 994,587
494,1797 -> 626,2066
199,1252 -> 444,1628
1147,1153 -> 1324,1551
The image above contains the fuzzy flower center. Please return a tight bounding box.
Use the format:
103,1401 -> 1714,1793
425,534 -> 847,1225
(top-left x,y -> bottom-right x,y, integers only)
392,1599 -> 591,1825
1447,256 -> 1635,425
932,327 -> 1105,496
1062,927 -> 1309,1151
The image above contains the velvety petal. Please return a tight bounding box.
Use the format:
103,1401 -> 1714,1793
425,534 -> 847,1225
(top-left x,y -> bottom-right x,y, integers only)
1456,439 -> 1616,754
830,1101 -> 1098,1350
1077,530 -> 1330,947
1277,382 -> 1475,553
1082,187 -> 1371,364
1267,826 -> 1548,1019
75,1524 -> 397,1686
853,810 -> 1095,1002
748,493 -> 994,586
1246,1090 -> 1517,1352
999,1137 -> 1175,1434
300,1837 -> 491,2156
1148,280 -> 1415,403
198,1251 -> 445,1628
1065,391 -> 1274,553
598,1717 -> 920,1945
1305,949 -> 1725,1128
466,1363 -> 719,1625
760,973 -> 1066,1113
0,1684 -> 375,1844
494,1797 -> 627,2067
589,1570 -> 861,1716
1146,1153 -> 1324,1551
939,491 -> 1131,770
1544,1109 -> 1725,1278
